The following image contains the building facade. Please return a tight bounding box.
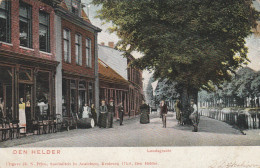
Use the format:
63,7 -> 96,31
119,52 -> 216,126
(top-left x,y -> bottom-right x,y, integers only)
98,42 -> 144,118
0,0 -> 61,132
54,0 -> 101,121
127,54 -> 144,116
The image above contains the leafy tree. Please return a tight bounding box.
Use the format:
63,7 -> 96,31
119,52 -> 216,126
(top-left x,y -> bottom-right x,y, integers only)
251,72 -> 260,97
235,67 -> 256,99
199,67 -> 260,107
93,0 -> 259,112
154,78 -> 179,102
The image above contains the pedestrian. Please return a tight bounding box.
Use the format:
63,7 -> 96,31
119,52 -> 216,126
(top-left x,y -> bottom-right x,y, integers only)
82,103 -> 91,118
118,102 -> 124,125
160,100 -> 168,128
139,100 -> 150,124
91,104 -> 97,126
98,100 -> 108,128
107,98 -> 115,128
189,99 -> 199,132
174,99 -> 182,125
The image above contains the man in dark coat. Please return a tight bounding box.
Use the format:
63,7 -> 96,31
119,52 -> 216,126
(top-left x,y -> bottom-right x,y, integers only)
118,102 -> 124,125
160,100 -> 168,128
107,98 -> 115,128
99,100 -> 108,128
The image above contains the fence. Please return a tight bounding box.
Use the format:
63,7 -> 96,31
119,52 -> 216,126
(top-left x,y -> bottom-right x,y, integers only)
199,108 -> 260,129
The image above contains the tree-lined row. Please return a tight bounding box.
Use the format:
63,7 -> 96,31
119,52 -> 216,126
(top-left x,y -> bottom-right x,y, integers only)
199,67 -> 260,108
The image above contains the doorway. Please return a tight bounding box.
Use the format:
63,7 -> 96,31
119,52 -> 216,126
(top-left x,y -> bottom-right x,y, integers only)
19,83 -> 32,133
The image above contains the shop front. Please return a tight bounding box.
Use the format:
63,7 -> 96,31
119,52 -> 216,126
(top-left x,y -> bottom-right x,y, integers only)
62,77 -> 95,119
0,57 -> 57,134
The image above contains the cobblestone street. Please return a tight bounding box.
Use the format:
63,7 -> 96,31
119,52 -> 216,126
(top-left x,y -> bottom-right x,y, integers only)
1,112 -> 260,147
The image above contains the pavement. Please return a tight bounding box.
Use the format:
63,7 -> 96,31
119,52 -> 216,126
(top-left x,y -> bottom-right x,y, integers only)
1,112 -> 260,147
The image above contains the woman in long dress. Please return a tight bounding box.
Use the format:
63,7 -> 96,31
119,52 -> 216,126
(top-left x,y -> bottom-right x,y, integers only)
82,104 -> 91,118
91,104 -> 97,126
99,100 -> 108,128
19,98 -> 26,133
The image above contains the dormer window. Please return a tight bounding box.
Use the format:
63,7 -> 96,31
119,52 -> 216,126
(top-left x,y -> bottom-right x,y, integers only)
64,0 -> 81,17
72,1 -> 79,15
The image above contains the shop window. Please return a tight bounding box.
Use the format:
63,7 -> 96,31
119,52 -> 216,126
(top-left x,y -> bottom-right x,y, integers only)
36,71 -> 50,119
88,82 -> 93,105
70,80 -> 76,89
75,34 -> 82,65
19,69 -> 32,81
19,2 -> 32,48
62,78 -> 68,116
79,81 -> 86,90
70,89 -> 76,114
63,29 -> 71,63
39,11 -> 50,52
86,38 -> 91,67
0,0 -> 11,43
78,81 -> 86,115
70,80 -> 77,114
0,66 -> 13,120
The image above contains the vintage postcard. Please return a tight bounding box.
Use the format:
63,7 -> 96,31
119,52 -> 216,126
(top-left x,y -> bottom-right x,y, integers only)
1,0 -> 260,167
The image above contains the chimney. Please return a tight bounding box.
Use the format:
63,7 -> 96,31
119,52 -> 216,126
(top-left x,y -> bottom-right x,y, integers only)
100,42 -> 105,46
108,42 -> 114,48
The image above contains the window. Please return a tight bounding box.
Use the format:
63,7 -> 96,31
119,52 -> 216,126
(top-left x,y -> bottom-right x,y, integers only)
19,2 -> 32,48
63,29 -> 71,63
71,0 -> 80,16
39,11 -> 50,52
86,38 -> 91,67
0,0 -> 11,43
64,0 -> 81,16
36,71 -> 50,119
75,34 -> 82,65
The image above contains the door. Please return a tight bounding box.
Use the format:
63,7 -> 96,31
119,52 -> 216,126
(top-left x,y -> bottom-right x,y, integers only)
19,83 -> 32,133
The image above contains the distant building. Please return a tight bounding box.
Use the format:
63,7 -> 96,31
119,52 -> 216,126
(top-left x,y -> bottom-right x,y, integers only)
98,42 -> 144,117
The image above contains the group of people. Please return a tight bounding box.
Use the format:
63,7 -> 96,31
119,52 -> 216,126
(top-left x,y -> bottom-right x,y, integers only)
82,98 -> 199,132
82,99 -> 124,128
82,103 -> 98,126
159,99 -> 199,132
174,99 -> 199,132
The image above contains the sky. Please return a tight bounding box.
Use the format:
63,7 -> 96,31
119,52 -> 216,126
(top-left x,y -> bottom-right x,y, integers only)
82,0 -> 260,91
81,0 -> 152,90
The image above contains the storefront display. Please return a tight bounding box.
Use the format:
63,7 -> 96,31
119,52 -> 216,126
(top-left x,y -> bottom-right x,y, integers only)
62,78 -> 94,118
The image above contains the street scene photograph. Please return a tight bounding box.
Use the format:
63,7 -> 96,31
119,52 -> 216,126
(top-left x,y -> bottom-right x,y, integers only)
0,0 -> 260,148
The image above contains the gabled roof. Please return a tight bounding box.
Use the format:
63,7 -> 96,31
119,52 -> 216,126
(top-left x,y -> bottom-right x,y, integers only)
98,59 -> 129,86
98,44 -> 128,80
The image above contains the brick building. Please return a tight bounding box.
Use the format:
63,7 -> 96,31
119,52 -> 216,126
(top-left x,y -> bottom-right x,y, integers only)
98,43 -> 144,118
54,0 -> 101,122
127,54 -> 144,116
0,0 -> 61,132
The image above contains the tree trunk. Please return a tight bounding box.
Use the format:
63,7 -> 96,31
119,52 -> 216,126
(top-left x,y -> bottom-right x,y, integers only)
179,86 -> 198,125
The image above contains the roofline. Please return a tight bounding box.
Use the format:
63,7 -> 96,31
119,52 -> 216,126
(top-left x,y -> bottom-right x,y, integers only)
98,59 -> 130,84
55,7 -> 102,33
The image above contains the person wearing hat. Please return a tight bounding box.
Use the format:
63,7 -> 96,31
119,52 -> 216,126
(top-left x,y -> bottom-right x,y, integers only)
189,99 -> 199,132
107,98 -> 115,128
160,100 -> 168,128
118,102 -> 124,125
99,99 -> 108,128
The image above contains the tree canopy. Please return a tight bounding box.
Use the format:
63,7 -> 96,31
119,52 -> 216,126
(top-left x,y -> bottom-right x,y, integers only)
93,0 -> 259,92
199,67 -> 260,107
